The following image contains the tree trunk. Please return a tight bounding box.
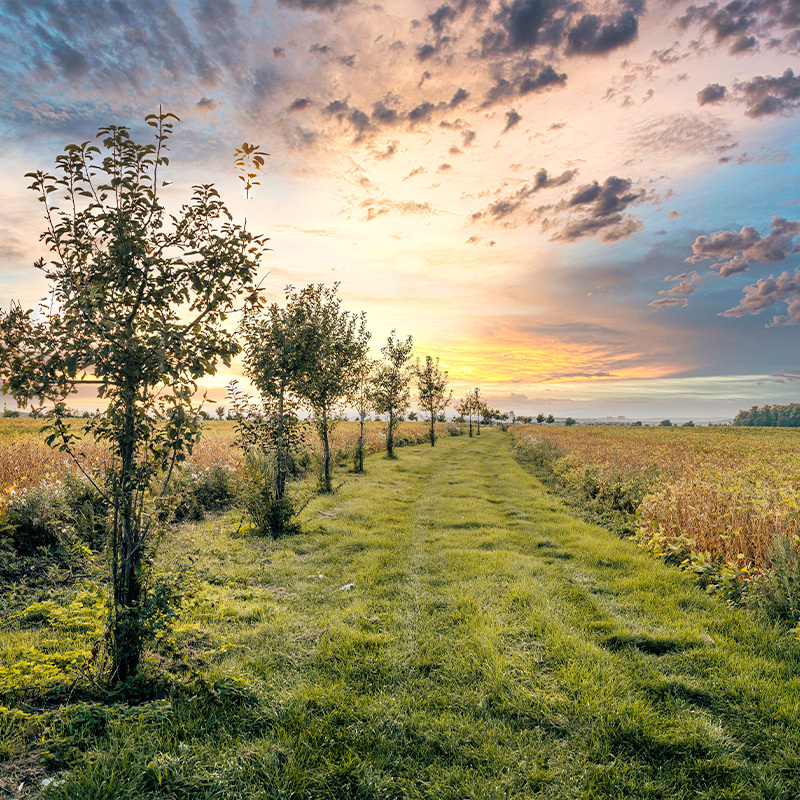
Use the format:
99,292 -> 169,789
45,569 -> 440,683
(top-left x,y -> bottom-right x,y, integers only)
387,411 -> 395,458
357,411 -> 365,472
468,414 -> 473,437
276,386 -> 286,500
429,412 -> 435,446
321,408 -> 332,492
113,387 -> 144,683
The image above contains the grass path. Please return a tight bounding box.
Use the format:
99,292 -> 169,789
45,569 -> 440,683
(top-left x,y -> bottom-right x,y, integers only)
43,429 -> 800,799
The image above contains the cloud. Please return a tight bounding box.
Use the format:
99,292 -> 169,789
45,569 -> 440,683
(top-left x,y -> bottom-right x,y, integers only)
278,0 -> 354,11
402,166 -> 426,180
375,141 -> 399,160
687,217 -> 800,264
658,280 -> 695,297
288,97 -> 312,112
359,197 -> 436,221
697,83 -> 726,106
449,87 -> 470,107
550,175 -> 646,243
710,254 -> 750,278
482,63 -> 567,107
479,1 -> 641,58
566,11 -> 639,56
734,68 -> 800,118
475,168 -> 577,222
649,297 -> 689,309
503,109 -> 522,132
629,113 -> 737,158
722,269 -> 800,322
668,210 -> 683,219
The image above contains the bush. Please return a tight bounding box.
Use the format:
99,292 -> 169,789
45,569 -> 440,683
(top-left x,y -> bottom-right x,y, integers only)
240,450 -> 296,537
5,481 -> 71,554
160,463 -> 238,523
747,534 -> 800,623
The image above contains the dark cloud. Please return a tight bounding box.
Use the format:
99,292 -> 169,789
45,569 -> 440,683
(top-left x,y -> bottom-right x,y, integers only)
734,68 -> 800,118
697,83 -> 726,105
273,46 -> 285,57
566,11 -> 638,55
288,97 -> 311,112
450,87 -> 470,107
503,109 -> 522,132
338,54 -> 356,68
482,63 -> 566,107
729,33 -> 758,54
196,96 -> 220,112
428,4 -> 458,35
668,210 -> 683,219
438,163 -> 452,172
551,175 -> 646,243
462,129 -> 477,147
309,43 -> 331,54
52,43 -> 89,78
417,43 -> 438,61
476,168 -> 577,221
277,0 -> 354,11
408,101 -> 437,124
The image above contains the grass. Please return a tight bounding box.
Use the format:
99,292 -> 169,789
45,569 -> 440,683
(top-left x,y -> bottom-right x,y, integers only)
2,428 -> 800,798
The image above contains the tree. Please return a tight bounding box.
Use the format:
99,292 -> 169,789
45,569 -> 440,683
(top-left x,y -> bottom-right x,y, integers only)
352,357 -> 375,473
471,387 -> 487,435
239,295 -> 306,521
290,284 -> 370,492
564,417 -> 577,426
659,419 -> 673,427
415,355 -> 451,446
216,405 -> 226,420
536,413 -> 546,424
546,414 -> 555,424
456,396 -> 473,436
0,112 -> 266,683
371,331 -> 413,458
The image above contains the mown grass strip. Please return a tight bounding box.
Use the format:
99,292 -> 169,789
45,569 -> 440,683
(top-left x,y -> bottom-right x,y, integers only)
12,429 -> 800,798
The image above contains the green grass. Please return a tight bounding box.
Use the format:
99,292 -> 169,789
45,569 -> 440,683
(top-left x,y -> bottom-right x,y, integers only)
3,428 -> 800,798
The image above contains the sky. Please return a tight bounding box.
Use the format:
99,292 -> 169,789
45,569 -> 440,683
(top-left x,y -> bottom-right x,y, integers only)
2,0 -> 800,420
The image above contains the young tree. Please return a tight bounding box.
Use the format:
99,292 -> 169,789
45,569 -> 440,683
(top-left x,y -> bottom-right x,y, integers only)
372,331 -> 413,458
456,395 -> 474,436
536,413 -> 546,424
290,284 -> 370,492
240,298 -> 305,515
416,355 -> 451,446
0,112 -> 266,682
352,357 -> 375,473
471,387 -> 487,435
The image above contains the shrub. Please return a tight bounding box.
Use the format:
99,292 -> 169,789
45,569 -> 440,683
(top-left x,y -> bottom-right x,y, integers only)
160,463 -> 239,523
5,481 -> 71,554
747,534 -> 800,623
240,450 -> 296,537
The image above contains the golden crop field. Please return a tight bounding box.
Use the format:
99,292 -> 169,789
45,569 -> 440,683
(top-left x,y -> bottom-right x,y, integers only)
511,424 -> 800,570
0,417 -> 444,495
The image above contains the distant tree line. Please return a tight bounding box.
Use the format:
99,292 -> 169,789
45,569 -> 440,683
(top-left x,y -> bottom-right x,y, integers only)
733,404 -> 800,427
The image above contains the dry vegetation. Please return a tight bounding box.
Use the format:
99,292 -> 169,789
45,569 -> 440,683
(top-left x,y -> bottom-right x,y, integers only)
510,424 -> 800,571
0,417 -> 452,495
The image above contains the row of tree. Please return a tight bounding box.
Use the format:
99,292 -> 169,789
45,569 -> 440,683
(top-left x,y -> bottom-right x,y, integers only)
733,404 -> 800,427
